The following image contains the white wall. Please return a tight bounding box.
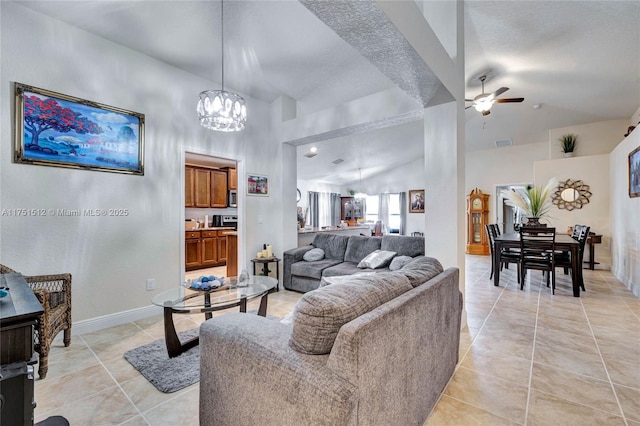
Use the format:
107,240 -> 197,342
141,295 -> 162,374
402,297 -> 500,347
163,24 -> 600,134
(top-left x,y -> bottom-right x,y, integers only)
534,155 -> 611,268
549,119 -> 629,159
0,3 -> 284,324
344,157 -> 426,235
466,142 -> 548,222
609,125 -> 640,295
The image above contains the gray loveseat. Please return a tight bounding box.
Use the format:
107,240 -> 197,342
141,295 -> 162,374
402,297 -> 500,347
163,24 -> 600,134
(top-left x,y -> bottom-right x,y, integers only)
200,256 -> 462,425
283,233 -> 425,293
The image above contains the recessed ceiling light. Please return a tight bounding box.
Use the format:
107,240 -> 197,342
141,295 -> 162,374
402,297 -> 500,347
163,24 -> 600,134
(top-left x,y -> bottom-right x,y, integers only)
310,146 -> 318,153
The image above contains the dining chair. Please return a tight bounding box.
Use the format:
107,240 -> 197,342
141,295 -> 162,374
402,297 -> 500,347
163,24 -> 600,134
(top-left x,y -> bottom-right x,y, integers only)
487,224 -> 520,282
0,264 -> 72,379
556,225 -> 590,291
519,227 -> 556,293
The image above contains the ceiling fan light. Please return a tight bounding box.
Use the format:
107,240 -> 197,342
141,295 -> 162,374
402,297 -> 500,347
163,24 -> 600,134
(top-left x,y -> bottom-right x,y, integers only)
474,98 -> 493,112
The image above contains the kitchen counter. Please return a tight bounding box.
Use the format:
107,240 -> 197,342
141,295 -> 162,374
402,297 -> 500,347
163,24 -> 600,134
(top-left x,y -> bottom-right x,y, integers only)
185,226 -> 235,232
297,225 -> 371,247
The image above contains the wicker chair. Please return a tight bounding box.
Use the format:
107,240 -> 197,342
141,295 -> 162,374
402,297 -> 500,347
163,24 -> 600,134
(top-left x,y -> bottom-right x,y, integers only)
0,264 -> 72,379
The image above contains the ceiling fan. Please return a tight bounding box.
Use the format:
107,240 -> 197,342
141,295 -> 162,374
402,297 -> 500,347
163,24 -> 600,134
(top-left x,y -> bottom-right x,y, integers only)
465,75 -> 524,116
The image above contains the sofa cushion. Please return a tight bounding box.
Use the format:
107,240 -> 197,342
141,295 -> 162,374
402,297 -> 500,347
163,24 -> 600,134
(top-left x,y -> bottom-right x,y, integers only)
389,255 -> 413,271
311,233 -> 350,260
399,256 -> 444,287
319,271 -> 376,287
290,259 -> 343,280
322,262 -> 362,277
289,273 -> 413,354
357,250 -> 396,269
303,248 -> 325,261
344,236 -> 382,263
381,235 -> 424,257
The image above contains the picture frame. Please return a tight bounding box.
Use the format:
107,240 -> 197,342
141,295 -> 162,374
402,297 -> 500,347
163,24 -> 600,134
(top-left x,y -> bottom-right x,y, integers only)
14,83 -> 145,175
247,173 -> 269,196
409,189 -> 425,213
629,145 -> 640,198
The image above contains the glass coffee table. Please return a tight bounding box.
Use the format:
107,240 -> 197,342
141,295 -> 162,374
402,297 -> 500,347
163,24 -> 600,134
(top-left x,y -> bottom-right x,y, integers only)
152,276 -> 277,357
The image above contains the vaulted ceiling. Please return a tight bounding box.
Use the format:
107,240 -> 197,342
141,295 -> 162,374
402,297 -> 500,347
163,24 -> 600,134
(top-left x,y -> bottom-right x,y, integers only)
14,0 -> 640,185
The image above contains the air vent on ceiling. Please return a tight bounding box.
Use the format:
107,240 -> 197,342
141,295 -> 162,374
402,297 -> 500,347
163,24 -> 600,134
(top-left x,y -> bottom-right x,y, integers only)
495,139 -> 513,148
303,151 -> 317,158
332,158 -> 344,164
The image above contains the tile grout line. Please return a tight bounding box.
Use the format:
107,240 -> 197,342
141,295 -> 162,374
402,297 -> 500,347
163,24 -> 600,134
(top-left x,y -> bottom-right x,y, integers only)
79,333 -> 152,425
580,296 -> 630,425
523,271 -> 543,426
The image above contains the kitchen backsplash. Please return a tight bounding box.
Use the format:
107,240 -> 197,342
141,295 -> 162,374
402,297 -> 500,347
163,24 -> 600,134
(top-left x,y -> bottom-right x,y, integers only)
186,207 -> 237,224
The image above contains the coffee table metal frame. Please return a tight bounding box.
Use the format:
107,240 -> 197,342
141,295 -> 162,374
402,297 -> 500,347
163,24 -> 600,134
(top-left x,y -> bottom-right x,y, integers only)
152,276 -> 277,357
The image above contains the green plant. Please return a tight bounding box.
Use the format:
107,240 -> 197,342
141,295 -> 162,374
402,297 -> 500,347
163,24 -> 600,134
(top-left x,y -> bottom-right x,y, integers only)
559,134 -> 577,153
502,178 -> 557,219
347,188 -> 356,196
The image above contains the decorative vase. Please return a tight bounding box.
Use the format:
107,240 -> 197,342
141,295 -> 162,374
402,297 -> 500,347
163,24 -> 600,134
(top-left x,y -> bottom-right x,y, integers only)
525,217 -> 543,227
563,152 -> 574,158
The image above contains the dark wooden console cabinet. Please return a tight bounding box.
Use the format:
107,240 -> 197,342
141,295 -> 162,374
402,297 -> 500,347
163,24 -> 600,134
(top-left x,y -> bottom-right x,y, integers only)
0,273 -> 43,426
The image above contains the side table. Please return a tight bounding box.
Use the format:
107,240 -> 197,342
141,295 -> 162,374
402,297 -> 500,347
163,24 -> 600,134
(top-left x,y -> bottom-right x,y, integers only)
251,257 -> 281,291
584,234 -> 602,270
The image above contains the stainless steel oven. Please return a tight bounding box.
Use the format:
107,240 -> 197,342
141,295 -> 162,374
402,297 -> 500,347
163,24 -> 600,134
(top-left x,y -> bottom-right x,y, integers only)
228,190 -> 237,207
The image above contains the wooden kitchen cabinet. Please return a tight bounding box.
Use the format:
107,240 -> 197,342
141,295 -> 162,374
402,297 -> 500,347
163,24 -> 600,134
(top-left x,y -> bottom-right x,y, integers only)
185,166 -> 195,207
185,231 -> 202,269
194,168 -> 211,207
186,230 -> 230,270
201,230 -> 218,267
226,167 -> 237,190
211,170 -> 227,207
217,235 -> 228,262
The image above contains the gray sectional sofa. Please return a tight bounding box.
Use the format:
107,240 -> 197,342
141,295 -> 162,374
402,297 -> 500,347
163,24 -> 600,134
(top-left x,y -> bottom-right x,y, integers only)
283,233 -> 426,293
199,256 -> 462,425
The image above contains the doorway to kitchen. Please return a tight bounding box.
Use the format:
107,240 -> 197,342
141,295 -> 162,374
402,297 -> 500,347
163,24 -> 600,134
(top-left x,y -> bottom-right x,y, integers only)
495,183 -> 530,233
184,151 -> 241,283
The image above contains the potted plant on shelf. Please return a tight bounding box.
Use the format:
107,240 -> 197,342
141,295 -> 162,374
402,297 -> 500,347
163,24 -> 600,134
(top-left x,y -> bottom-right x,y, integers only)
559,134 -> 577,157
502,177 -> 557,226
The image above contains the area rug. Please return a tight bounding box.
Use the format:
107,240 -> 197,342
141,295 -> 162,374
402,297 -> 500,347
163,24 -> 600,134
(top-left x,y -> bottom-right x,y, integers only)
124,328 -> 200,393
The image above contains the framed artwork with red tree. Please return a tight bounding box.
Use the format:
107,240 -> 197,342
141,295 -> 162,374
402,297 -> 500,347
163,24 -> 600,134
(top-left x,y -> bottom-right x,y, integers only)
14,83 -> 145,175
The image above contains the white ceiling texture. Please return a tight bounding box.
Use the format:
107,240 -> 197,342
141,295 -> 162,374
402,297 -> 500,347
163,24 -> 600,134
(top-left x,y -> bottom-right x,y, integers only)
15,1 -> 640,186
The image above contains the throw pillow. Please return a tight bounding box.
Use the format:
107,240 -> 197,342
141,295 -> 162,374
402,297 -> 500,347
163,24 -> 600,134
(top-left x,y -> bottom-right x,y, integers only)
303,248 -> 325,261
389,255 -> 413,271
357,250 -> 397,269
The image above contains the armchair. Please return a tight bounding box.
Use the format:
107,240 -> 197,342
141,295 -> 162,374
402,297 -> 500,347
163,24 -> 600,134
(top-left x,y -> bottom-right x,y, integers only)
0,264 -> 72,379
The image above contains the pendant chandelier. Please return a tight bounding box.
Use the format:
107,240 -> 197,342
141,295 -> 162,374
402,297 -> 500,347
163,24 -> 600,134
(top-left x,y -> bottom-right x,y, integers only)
197,0 -> 246,132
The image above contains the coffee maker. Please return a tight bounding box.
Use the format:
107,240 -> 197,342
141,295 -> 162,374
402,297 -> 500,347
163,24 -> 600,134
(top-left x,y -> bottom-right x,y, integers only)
212,215 -> 223,227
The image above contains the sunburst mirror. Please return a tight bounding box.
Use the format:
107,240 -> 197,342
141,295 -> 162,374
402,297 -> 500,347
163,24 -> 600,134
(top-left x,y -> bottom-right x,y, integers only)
552,179 -> 592,211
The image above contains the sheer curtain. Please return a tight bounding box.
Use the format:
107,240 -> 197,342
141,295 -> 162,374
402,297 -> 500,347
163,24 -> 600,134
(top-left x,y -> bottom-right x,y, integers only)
399,192 -> 407,235
378,193 -> 390,234
309,191 -> 340,228
308,191 -> 320,228
330,193 -> 341,226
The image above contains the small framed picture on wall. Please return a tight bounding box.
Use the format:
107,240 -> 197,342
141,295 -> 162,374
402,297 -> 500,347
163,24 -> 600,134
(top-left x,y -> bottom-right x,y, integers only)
409,189 -> 425,213
629,145 -> 640,198
247,173 -> 269,196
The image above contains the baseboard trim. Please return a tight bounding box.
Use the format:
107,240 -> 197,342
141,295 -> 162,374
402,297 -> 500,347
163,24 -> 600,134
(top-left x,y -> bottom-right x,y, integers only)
65,305 -> 163,338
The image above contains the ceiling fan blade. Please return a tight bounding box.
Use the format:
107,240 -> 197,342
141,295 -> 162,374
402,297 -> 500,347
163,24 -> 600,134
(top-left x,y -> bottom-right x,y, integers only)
489,87 -> 509,99
495,97 -> 524,103
465,105 -> 473,110
465,99 -> 475,102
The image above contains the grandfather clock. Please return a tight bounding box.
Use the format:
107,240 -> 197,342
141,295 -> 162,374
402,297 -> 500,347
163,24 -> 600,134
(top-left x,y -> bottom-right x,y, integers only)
466,188 -> 490,255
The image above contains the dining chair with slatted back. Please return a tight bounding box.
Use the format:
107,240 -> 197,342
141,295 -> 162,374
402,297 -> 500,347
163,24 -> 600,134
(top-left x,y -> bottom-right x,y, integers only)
556,225 -> 590,291
488,224 -> 521,283
519,227 -> 556,293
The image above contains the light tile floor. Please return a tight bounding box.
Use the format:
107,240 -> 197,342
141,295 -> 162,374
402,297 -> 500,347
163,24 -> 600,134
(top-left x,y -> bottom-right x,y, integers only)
34,256 -> 639,425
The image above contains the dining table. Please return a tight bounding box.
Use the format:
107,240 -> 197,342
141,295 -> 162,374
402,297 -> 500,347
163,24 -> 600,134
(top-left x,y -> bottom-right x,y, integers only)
493,232 -> 583,297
